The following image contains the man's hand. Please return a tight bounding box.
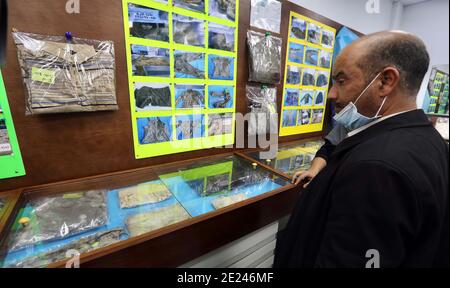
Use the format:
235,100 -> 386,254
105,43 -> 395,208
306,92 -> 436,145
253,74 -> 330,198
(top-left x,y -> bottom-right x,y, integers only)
292,170 -> 318,188
292,156 -> 328,188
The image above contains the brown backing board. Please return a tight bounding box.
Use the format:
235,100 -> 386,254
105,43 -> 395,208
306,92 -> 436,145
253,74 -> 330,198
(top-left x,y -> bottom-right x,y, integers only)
0,0 -> 362,192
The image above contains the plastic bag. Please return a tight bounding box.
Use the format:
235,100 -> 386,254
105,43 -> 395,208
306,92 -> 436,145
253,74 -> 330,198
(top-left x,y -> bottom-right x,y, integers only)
246,85 -> 278,135
12,30 -> 118,115
7,190 -> 108,251
250,0 -> 282,33
247,30 -> 282,84
5,228 -> 123,268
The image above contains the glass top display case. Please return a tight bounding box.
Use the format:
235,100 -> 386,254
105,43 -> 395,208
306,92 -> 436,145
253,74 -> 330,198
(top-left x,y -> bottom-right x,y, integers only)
241,139 -> 324,178
0,154 -> 291,268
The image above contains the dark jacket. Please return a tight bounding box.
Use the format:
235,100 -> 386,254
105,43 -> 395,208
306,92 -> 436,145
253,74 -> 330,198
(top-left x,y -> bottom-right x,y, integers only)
274,110 -> 449,268
315,138 -> 336,162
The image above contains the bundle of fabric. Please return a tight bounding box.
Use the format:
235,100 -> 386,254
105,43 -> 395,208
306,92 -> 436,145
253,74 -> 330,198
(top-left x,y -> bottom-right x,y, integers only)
6,229 -> 123,268
126,204 -> 191,237
12,31 -> 118,115
246,85 -> 278,135
7,190 -> 108,251
247,30 -> 282,84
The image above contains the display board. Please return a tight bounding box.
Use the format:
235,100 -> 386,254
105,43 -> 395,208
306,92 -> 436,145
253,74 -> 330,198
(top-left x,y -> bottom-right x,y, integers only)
423,68 -> 449,116
279,11 -> 336,137
122,0 -> 239,159
0,71 -> 25,180
0,0 -> 360,193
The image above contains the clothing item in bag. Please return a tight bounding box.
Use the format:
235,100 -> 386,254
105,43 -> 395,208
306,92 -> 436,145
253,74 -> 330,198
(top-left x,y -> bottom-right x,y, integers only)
8,190 -> 108,251
247,30 -> 282,84
246,85 -> 278,135
12,31 -> 118,115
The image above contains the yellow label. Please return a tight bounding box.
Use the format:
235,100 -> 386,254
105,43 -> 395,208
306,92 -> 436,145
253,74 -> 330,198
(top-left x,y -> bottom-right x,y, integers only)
63,192 -> 84,199
31,67 -> 56,84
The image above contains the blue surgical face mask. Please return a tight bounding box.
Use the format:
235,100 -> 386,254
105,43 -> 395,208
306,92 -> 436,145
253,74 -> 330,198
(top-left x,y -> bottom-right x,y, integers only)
333,72 -> 387,132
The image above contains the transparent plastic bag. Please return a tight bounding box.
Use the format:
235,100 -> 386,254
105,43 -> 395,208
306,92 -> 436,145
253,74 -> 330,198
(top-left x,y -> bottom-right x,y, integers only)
11,30 -> 118,115
246,85 -> 278,135
7,190 -> 108,251
247,30 -> 282,84
5,228 -> 123,268
250,0 -> 282,33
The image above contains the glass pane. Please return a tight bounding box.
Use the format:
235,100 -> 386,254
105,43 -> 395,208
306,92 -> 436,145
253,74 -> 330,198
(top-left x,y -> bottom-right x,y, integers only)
0,154 -> 291,268
0,173 -> 190,268
156,155 -> 290,217
245,140 -> 324,176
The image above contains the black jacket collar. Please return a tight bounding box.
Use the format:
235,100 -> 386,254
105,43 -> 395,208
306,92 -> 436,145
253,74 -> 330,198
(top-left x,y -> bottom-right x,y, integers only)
332,109 -> 432,156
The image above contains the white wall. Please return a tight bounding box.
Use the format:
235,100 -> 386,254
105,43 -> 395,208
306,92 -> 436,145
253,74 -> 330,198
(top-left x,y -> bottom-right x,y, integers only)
400,0 -> 449,66
399,0 -> 449,107
288,0 -> 395,34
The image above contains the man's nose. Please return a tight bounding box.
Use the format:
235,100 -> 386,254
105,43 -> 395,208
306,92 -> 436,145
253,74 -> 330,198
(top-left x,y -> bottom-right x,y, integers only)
328,85 -> 338,101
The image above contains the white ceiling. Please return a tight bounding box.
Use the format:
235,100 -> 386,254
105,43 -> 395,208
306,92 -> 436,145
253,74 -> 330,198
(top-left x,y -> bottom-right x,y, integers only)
399,0 -> 431,7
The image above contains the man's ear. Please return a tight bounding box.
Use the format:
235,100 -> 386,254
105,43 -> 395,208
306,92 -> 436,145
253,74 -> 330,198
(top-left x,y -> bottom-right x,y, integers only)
379,67 -> 400,97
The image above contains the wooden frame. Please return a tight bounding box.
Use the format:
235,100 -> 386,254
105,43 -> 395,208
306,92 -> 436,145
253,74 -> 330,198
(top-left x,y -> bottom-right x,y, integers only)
0,151 -> 299,268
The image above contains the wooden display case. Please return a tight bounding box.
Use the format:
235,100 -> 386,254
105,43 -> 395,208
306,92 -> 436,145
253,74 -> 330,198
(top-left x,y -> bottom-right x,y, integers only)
0,152 -> 300,268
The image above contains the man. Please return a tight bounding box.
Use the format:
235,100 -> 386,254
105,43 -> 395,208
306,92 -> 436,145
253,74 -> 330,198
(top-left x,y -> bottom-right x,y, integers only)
274,31 -> 449,268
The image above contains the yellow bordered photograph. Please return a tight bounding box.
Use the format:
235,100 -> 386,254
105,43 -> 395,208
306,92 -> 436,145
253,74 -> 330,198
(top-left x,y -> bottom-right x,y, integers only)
279,11 -> 336,137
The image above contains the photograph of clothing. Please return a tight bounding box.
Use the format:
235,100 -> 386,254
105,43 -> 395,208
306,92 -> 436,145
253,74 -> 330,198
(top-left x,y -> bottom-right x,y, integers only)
128,4 -> 169,42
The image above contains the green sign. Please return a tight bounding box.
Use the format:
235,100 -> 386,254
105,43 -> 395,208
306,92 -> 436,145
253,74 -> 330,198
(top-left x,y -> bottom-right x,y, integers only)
0,70 -> 26,180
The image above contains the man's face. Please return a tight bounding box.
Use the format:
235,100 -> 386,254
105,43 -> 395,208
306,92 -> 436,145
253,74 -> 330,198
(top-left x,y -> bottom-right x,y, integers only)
329,44 -> 380,117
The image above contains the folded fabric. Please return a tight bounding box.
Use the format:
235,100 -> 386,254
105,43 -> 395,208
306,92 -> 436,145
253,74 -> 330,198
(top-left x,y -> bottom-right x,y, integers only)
8,190 -> 108,251
118,182 -> 172,209
246,85 -> 278,135
6,229 -> 123,268
12,31 -> 118,115
126,204 -> 191,237
212,193 -> 248,210
247,30 -> 282,84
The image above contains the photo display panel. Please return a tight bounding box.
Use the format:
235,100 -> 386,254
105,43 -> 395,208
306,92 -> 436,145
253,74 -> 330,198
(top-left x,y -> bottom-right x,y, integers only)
123,0 -> 239,158
279,11 -> 336,137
